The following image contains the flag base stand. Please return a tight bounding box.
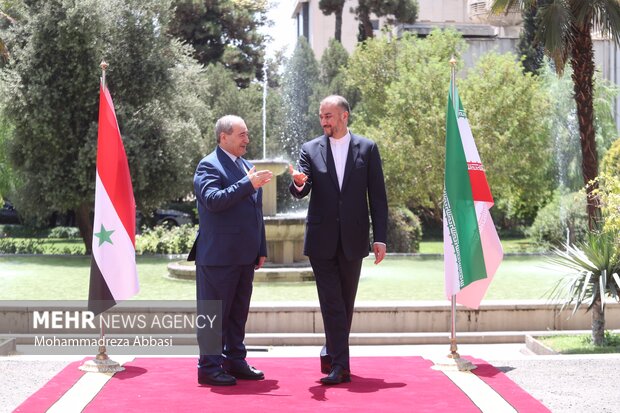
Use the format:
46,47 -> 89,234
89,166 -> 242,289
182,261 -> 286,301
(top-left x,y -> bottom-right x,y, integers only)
79,346 -> 125,373
431,339 -> 477,372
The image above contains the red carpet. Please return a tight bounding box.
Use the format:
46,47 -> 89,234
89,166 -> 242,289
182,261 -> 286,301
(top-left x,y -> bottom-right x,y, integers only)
469,356 -> 550,413
15,356 -> 550,412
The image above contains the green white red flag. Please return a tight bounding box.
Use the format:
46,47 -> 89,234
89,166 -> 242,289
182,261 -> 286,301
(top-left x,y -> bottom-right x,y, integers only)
443,81 -> 503,309
88,83 -> 139,316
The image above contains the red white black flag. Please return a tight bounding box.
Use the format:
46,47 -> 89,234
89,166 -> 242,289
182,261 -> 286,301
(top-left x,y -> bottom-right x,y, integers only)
88,83 -> 139,316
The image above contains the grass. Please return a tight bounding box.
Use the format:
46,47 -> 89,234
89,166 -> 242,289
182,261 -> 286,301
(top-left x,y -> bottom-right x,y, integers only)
538,332 -> 620,354
419,237 -> 546,254
0,254 -> 563,302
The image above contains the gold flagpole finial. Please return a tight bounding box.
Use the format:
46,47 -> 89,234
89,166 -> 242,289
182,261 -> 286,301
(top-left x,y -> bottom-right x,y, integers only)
100,60 -> 108,88
449,56 -> 457,66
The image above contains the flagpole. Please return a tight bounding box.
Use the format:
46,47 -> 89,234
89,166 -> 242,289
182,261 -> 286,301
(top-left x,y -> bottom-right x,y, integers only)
432,57 -> 477,372
448,57 -> 460,362
79,60 -> 125,373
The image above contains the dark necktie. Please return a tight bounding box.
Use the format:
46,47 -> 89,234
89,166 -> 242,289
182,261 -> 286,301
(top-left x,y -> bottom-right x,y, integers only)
235,157 -> 246,174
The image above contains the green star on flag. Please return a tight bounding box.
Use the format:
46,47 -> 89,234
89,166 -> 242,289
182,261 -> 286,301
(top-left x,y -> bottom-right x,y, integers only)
94,224 -> 115,246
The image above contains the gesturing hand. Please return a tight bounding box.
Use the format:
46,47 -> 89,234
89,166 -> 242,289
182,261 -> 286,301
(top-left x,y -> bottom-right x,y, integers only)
248,166 -> 273,189
289,164 -> 308,187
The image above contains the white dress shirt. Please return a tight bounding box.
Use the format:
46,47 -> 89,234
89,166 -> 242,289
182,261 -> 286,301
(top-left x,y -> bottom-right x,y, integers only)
329,131 -> 351,190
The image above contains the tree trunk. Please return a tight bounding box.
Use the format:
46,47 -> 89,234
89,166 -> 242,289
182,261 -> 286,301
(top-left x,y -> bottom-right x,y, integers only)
591,293 -> 605,346
356,5 -> 374,42
569,24 -> 600,230
75,201 -> 93,255
362,12 -> 374,40
335,9 -> 342,42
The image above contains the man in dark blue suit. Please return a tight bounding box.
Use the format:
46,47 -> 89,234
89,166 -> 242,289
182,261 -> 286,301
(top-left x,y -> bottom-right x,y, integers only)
191,115 -> 273,386
289,95 -> 388,385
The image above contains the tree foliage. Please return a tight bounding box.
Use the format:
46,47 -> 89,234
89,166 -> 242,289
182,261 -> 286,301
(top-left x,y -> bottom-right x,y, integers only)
540,61 -> 619,194
309,39 -> 359,123
345,29 -> 553,225
200,62 -> 285,160
168,0 -> 269,88
492,0 -> 620,233
460,52 -> 554,225
0,112 -> 15,201
354,0 -> 418,41
517,0 -> 551,75
0,0 -> 210,250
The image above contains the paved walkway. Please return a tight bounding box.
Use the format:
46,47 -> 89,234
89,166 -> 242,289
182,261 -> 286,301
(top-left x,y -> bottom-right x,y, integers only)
2,343 -> 620,412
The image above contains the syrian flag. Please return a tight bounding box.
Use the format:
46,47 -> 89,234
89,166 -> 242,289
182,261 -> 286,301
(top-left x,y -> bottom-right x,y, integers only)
443,81 -> 503,309
88,82 -> 139,316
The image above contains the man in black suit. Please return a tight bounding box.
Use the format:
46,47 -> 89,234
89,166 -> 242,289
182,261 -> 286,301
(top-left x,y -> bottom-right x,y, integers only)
191,115 -> 273,386
289,95 -> 388,385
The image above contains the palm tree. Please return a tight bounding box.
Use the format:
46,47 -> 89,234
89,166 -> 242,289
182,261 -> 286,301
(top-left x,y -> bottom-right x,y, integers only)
491,0 -> 620,229
547,231 -> 620,345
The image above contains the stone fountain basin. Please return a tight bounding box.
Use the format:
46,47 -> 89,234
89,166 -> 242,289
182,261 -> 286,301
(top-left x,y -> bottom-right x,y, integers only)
250,159 -> 289,174
167,260 -> 314,282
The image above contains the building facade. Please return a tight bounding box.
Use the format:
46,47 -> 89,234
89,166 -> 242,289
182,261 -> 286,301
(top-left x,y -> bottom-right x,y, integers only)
290,0 -> 620,130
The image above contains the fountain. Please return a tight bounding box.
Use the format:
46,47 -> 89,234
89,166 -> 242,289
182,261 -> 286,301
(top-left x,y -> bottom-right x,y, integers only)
168,67 -> 312,282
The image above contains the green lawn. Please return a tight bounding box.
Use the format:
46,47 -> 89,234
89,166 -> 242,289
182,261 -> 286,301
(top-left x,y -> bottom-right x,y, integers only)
419,238 -> 546,254
0,254 -> 563,302
538,333 -> 620,354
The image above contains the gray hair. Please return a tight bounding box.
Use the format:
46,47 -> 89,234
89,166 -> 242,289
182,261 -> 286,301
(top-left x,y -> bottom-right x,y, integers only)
321,95 -> 350,114
215,115 -> 244,143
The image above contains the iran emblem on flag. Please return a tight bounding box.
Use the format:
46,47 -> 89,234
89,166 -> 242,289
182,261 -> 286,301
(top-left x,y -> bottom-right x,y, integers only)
443,82 -> 503,310
88,83 -> 139,316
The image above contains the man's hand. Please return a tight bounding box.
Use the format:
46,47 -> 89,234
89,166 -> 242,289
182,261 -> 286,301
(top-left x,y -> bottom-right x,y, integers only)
373,243 -> 386,264
255,256 -> 266,270
289,164 -> 308,187
248,166 -> 273,189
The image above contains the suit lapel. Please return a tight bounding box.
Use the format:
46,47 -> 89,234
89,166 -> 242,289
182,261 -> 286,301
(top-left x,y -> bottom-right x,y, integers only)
244,159 -> 258,203
217,147 -> 246,181
341,135 -> 358,192
320,136 -> 340,191
216,148 -> 256,203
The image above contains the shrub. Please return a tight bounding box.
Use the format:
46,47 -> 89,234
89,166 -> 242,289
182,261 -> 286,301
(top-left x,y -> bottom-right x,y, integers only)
44,245 -> 86,255
48,226 -> 80,239
527,190 -> 588,247
0,238 -> 45,254
136,224 -> 197,255
386,206 -> 423,253
601,138 -> 620,179
0,225 -> 48,238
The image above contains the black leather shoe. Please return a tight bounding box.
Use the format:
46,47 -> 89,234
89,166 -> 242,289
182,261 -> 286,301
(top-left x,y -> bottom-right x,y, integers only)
226,364 -> 265,380
320,365 -> 351,385
320,354 -> 332,374
198,371 -> 237,386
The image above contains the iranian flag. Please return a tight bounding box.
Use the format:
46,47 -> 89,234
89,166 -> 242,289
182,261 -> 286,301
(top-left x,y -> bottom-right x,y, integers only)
443,82 -> 503,309
88,83 -> 139,316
